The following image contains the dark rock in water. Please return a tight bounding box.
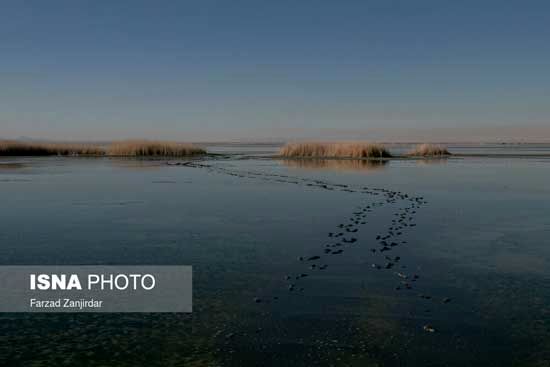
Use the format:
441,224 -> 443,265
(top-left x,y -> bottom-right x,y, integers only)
396,272 -> 407,279
385,262 -> 394,269
307,256 -> 321,261
370,248 -> 377,253
394,256 -> 401,262
423,325 -> 436,333
298,256 -> 304,261
299,273 -> 308,278
328,232 -> 334,237
254,297 -> 262,303
346,228 -> 358,233
324,248 -> 332,254
309,264 -> 316,270
319,264 -> 328,270
380,246 -> 391,252
442,297 -> 452,304
371,264 -> 381,270
285,275 -> 291,280
332,249 -> 343,254
288,284 -> 295,291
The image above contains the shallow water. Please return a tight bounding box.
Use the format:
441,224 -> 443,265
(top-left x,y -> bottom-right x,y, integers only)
0,148 -> 549,366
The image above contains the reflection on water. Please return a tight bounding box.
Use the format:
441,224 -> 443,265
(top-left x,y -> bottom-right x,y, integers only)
107,158 -> 167,170
415,157 -> 450,166
0,162 -> 25,170
281,158 -> 389,172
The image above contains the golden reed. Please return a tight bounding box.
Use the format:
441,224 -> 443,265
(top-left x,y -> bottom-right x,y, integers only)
407,144 -> 450,157
279,142 -> 392,158
0,140 -> 206,157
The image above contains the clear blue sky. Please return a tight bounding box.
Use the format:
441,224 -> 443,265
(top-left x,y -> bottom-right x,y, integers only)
1,0 -> 549,141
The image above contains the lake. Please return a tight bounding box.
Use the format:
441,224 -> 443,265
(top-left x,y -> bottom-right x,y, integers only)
0,145 -> 549,366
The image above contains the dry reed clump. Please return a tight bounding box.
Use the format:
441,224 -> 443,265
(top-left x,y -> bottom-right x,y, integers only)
279,142 -> 391,158
107,140 -> 206,157
407,144 -> 451,157
0,140 -> 207,157
0,141 -> 105,156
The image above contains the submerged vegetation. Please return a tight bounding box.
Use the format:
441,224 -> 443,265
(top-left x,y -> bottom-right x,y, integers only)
407,143 -> 451,157
0,140 -> 206,157
279,142 -> 392,159
107,140 -> 206,157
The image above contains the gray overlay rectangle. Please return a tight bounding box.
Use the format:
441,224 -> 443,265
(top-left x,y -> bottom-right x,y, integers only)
0,266 -> 192,312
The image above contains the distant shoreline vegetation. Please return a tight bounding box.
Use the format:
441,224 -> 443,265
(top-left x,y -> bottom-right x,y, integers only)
0,140 -> 206,157
0,140 -> 452,158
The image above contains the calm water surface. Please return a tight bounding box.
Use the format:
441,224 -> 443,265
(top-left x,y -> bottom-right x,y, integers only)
0,147 -> 549,366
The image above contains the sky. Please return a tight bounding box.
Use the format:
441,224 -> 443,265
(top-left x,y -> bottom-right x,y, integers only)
1,0 -> 549,142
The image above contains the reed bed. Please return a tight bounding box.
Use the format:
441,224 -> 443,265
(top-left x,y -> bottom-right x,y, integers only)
107,140 -> 206,157
279,142 -> 392,158
0,140 -> 207,157
407,143 -> 451,157
0,141 -> 105,156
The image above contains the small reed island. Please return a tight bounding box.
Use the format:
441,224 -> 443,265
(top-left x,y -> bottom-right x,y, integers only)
0,140 -> 206,157
279,142 -> 451,159
279,142 -> 392,158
